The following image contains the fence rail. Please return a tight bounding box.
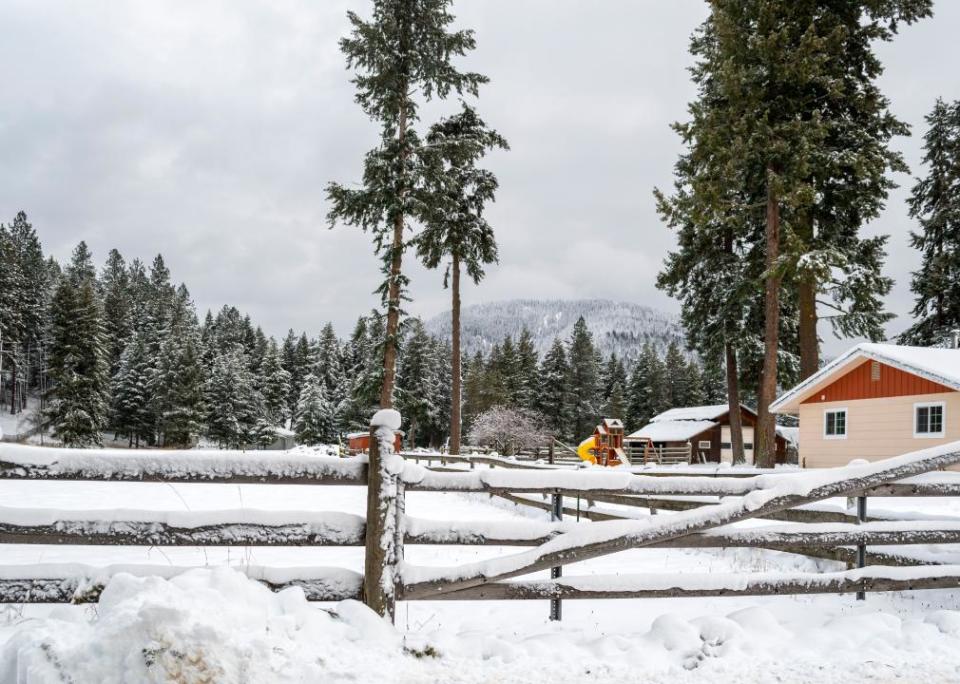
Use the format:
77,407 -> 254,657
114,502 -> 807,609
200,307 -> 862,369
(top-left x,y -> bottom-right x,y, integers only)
2,435 -> 960,622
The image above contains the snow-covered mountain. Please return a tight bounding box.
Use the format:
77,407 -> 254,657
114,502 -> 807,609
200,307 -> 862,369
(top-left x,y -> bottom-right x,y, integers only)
424,299 -> 684,361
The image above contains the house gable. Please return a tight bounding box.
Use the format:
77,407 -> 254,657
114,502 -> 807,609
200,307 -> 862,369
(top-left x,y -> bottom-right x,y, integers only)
800,359 -> 954,405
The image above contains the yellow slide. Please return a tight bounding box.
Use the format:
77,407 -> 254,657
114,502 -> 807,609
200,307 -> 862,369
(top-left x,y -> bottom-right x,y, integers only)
577,437 -> 597,464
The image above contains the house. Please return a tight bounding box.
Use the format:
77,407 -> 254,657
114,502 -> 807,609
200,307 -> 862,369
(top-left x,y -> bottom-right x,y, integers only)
625,404 -> 790,465
771,342 -> 960,468
346,430 -> 404,454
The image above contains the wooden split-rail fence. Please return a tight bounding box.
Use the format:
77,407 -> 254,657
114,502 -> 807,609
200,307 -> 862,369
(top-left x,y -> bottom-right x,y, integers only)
3,425 -> 960,623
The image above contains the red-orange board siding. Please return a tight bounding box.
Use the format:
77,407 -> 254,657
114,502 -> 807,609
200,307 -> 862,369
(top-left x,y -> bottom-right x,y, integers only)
801,359 -> 953,404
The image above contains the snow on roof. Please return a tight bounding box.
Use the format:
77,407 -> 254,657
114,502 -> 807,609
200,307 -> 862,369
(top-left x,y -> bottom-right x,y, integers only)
772,343 -> 960,412
651,404 -> 731,423
627,419 -> 718,442
602,418 -> 624,429
776,426 -> 799,446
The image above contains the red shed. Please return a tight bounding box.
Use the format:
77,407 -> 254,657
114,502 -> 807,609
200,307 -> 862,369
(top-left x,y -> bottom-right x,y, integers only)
346,431 -> 404,454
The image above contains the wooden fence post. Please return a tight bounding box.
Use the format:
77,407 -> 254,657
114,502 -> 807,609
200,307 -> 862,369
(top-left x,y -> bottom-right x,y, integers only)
856,494 -> 867,601
550,489 -> 563,621
363,415 -> 401,621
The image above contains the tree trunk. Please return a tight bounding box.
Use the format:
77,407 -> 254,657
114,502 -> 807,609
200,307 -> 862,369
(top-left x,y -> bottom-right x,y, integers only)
798,210 -> 818,380
798,275 -> 818,380
379,101 -> 408,409
756,165 -> 781,468
450,254 -> 462,455
9,344 -> 16,415
725,343 -> 745,464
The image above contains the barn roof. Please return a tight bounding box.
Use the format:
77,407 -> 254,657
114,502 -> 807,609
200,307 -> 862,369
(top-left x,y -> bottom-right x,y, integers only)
651,404 -> 731,423
771,343 -> 960,412
627,419 -> 718,442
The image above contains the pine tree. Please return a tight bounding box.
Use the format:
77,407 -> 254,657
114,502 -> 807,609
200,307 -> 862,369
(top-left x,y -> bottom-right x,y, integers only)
515,328 -> 539,411
396,319 -> 440,447
0,223 -> 25,414
498,336 -> 522,405
3,212 -> 48,413
430,336 -> 453,446
327,0 -> 488,410
604,378 -> 626,420
162,336 -> 206,447
663,342 -> 695,408
461,349 -> 486,437
261,339 -> 292,426
599,353 -> 627,417
314,322 -> 347,423
414,105 -> 507,453
206,345 -> 260,449
294,373 -> 336,445
656,1 -> 928,465
479,342 -> 506,410
110,331 -> 152,447
900,98 -> 960,345
147,284 -> 204,447
45,243 -> 110,447
699,354 -> 728,405
99,249 -> 132,377
536,338 -> 570,441
566,317 -> 599,440
625,344 -> 669,430
281,329 -> 300,414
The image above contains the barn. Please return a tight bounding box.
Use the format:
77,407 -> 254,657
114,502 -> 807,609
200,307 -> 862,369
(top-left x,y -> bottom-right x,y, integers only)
625,404 -> 790,465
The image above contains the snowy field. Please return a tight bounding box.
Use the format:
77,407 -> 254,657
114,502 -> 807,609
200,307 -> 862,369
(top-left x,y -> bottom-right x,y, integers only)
3,456 -> 960,681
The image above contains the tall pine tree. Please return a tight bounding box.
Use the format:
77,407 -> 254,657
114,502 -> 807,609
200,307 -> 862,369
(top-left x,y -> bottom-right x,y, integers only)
327,0 -> 487,410
900,98 -> 960,345
414,104 -> 507,454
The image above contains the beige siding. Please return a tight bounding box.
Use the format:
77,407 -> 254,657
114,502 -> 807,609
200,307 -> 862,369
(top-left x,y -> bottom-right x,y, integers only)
799,392 -> 960,468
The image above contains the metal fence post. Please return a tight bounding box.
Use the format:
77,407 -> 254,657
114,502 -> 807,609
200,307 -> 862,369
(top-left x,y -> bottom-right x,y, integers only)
856,494 -> 867,601
550,489 -> 563,621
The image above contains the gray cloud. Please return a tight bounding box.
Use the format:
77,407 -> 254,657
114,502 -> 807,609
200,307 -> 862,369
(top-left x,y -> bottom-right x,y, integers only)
1,1 -> 957,353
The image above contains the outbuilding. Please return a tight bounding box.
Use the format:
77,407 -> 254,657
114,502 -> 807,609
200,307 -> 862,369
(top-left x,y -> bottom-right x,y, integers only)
771,343 -> 960,468
625,404 -> 789,465
346,430 -> 404,454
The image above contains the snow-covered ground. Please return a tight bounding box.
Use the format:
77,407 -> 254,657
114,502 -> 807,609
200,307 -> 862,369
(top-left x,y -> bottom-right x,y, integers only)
2,458 -> 960,682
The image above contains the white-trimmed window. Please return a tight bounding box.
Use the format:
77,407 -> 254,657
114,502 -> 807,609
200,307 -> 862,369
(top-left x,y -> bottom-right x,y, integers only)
914,402 -> 945,438
824,408 -> 847,439
698,440 -> 712,450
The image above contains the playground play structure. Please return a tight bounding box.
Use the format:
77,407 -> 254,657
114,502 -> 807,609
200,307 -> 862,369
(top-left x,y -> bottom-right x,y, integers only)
576,418 -> 627,466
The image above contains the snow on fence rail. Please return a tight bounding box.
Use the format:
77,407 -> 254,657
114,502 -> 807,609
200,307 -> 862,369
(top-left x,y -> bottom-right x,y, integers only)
3,436 -> 960,619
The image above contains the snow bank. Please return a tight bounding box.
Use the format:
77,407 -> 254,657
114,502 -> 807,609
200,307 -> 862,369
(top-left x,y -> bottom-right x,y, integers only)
0,567 -> 390,683
4,567 -> 960,684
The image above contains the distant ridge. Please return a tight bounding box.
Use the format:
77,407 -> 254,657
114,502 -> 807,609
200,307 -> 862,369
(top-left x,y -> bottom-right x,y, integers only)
424,298 -> 684,361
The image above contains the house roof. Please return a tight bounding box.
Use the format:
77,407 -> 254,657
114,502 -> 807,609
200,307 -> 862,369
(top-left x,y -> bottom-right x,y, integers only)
771,343 -> 960,413
602,418 -> 624,429
627,419 -> 718,442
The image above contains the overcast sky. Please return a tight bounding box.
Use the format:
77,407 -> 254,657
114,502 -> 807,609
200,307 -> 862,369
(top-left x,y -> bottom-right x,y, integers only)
1,1 -> 958,352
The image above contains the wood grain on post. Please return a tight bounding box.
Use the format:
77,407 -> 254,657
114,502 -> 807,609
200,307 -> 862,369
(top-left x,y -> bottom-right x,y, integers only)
363,423 -> 397,620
